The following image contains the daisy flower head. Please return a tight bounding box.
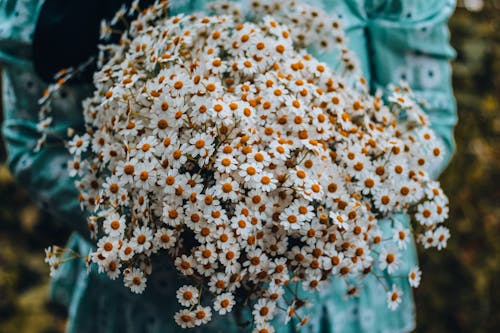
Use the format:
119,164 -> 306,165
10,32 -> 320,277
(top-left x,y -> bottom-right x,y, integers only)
68,133 -> 90,156
373,189 -> 396,213
131,226 -> 153,253
119,241 -> 135,261
415,200 -> 438,226
176,285 -> 199,307
134,136 -> 159,159
433,199 -> 449,224
253,322 -> 276,333
252,298 -> 276,323
188,132 -> 215,161
165,143 -> 189,169
105,259 -> 121,280
215,154 -> 239,173
174,309 -> 196,329
378,246 -> 401,274
210,176 -> 240,202
301,179 -> 325,201
254,171 -> 278,192
162,168 -> 186,195
421,229 -> 438,249
330,211 -> 350,231
103,175 -> 126,200
133,161 -> 157,191
175,254 -> 196,276
45,249 -> 61,277
167,71 -> 194,97
68,157 -> 85,177
269,139 -> 292,160
115,157 -> 139,180
208,272 -> 230,294
162,204 -> 185,227
154,227 -> 177,250
193,305 -> 212,326
96,237 -> 119,259
387,284 -> 403,310
244,247 -> 269,274
124,267 -> 147,294
214,292 -> 235,315
303,268 -> 325,291
434,226 -> 450,251
424,181 -> 446,200
209,99 -> 233,126
392,222 -> 410,250
239,162 -> 263,182
218,244 -> 240,267
195,244 -> 218,265
99,19 -> 112,40
408,266 -> 422,288
280,206 -> 306,231
103,212 -> 126,238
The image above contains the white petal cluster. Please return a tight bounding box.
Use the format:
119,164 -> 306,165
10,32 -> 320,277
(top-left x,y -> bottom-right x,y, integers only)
44,0 -> 450,330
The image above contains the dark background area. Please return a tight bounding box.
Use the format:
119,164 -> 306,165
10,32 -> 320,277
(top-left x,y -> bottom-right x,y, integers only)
0,1 -> 499,332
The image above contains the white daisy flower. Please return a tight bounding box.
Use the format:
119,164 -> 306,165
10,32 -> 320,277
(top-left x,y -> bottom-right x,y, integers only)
68,133 -> 90,156
119,241 -> 135,261
208,272 -> 230,294
154,228 -> 176,250
131,226 -> 153,253
378,246 -> 401,274
253,322 -> 276,333
175,255 -> 196,276
253,171 -> 278,192
210,176 -> 240,202
193,305 -> 212,326
133,161 -> 157,190
408,266 -> 422,288
103,212 -> 126,237
195,244 -> 218,265
174,309 -> 196,328
392,222 -> 410,250
215,154 -> 239,173
124,268 -> 147,294
188,133 -> 215,160
213,292 -> 235,315
252,298 -> 276,323
434,226 -> 450,250
239,162 -> 263,182
387,284 -> 403,311
176,285 -> 199,307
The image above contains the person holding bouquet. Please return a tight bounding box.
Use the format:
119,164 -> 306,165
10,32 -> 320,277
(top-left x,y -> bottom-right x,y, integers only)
0,0 -> 457,332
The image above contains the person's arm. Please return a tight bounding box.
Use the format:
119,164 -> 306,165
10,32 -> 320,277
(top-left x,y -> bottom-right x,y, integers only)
1,0 -> 91,239
366,0 -> 457,178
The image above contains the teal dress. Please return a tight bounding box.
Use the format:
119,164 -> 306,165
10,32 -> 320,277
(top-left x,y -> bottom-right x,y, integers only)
0,0 -> 457,332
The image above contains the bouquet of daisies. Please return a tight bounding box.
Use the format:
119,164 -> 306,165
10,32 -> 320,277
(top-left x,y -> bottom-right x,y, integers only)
43,0 -> 450,331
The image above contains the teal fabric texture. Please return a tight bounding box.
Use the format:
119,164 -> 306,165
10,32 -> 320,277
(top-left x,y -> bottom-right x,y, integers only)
0,0 -> 457,332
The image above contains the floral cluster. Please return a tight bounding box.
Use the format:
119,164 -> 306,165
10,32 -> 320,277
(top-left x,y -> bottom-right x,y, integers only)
43,0 -> 450,331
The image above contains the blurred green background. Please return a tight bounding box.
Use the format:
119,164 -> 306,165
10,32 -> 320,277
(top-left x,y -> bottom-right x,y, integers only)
0,1 -> 499,332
